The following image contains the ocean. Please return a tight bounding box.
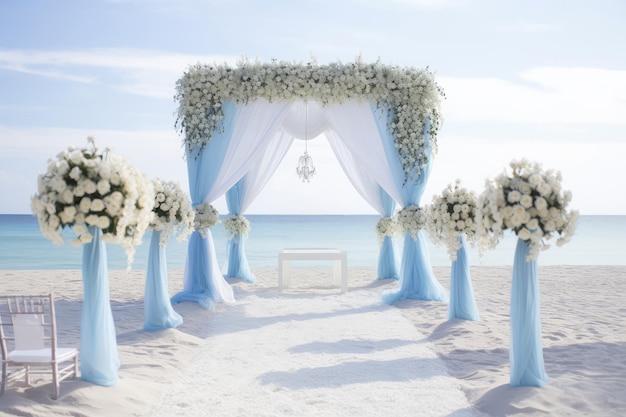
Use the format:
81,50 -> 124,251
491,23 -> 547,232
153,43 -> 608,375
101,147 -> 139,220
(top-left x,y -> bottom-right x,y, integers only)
0,214 -> 624,270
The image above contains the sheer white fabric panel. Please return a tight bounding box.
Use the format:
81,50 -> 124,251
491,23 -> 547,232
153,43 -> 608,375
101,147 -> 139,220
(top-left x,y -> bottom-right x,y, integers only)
322,101 -> 403,205
326,130 -> 385,215
239,131 -> 294,213
207,99 -> 292,203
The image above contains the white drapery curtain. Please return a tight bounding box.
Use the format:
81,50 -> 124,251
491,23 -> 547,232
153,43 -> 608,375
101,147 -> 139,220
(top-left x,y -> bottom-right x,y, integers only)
174,99 -> 293,308
224,131 -> 295,281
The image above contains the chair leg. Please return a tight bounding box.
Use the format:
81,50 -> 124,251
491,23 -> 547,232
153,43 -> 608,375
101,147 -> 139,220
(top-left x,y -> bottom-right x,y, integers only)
1,362 -> 7,395
73,356 -> 78,378
25,365 -> 30,386
52,364 -> 59,400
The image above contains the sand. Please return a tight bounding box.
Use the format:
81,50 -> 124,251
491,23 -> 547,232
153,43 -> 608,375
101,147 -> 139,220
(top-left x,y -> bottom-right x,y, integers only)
0,265 -> 624,416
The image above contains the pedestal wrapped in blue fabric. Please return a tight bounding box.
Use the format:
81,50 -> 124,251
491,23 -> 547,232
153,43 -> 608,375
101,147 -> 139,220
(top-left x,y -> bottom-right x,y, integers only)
510,239 -> 548,387
80,227 -> 119,386
225,232 -> 254,283
144,231 -> 183,331
382,232 -> 448,304
448,235 -> 479,321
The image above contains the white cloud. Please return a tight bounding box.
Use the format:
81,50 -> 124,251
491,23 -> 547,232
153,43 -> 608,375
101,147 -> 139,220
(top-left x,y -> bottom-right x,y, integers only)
0,49 -> 240,99
439,67 -> 626,125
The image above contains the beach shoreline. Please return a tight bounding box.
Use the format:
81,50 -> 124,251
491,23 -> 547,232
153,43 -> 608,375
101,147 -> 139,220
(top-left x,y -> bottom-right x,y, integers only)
1,266 -> 624,416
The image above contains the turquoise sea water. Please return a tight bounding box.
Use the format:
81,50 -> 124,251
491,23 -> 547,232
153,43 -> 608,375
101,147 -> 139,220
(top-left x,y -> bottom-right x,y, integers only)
0,214 -> 624,270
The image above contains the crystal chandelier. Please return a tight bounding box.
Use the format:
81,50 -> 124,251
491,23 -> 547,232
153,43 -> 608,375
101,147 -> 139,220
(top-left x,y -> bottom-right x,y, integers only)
296,102 -> 316,182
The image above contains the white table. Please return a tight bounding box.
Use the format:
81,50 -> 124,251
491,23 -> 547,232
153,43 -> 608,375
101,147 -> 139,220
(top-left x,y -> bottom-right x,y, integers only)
278,248 -> 348,293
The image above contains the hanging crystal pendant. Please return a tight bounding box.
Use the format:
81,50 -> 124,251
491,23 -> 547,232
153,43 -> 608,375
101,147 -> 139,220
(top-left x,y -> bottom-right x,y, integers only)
296,101 -> 316,182
296,151 -> 316,182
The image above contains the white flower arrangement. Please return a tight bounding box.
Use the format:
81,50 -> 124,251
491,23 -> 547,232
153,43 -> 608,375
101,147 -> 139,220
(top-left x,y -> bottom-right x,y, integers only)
477,159 -> 579,261
175,57 -> 444,182
192,202 -> 219,238
150,178 -> 194,246
375,216 -> 399,243
223,215 -> 251,240
427,180 -> 478,261
397,205 -> 427,240
30,136 -> 154,268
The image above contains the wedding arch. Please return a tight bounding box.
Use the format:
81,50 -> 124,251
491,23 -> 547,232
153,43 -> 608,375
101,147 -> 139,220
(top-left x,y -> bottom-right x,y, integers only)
171,58 -> 449,308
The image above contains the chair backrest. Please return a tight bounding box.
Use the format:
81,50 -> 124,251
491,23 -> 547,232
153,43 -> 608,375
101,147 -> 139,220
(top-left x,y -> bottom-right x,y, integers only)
0,294 -> 56,356
12,314 -> 45,350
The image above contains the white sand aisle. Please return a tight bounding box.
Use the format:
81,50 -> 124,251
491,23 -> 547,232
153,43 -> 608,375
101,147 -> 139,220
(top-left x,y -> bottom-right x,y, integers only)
148,285 -> 481,417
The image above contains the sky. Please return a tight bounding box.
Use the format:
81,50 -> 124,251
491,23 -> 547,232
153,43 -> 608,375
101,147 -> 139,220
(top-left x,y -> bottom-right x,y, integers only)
0,0 -> 624,215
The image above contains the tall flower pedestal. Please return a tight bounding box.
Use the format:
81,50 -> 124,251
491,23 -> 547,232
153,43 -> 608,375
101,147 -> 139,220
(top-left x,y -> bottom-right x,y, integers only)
510,239 -> 548,387
144,231 -> 183,331
448,235 -> 479,321
80,227 -> 120,386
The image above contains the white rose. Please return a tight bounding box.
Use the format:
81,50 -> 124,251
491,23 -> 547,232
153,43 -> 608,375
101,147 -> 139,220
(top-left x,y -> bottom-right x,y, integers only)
528,173 -> 542,185
519,183 -> 532,195
70,239 -> 83,247
74,223 -> 86,235
69,150 -> 84,165
526,218 -> 539,230
59,206 -> 77,224
74,184 -> 85,197
535,197 -> 548,211
97,216 -> 111,229
74,212 -> 85,224
97,180 -> 111,195
85,214 -> 99,226
91,199 -> 105,212
520,194 -> 534,209
50,176 -> 67,193
79,232 -> 93,244
79,197 -> 91,213
110,173 -> 121,186
48,214 -> 60,229
61,188 -> 74,204
57,160 -> 70,175
99,165 -> 111,180
69,166 -> 82,181
83,180 -> 97,194
537,182 -> 552,197
517,227 -> 531,240
507,190 -> 521,203
110,191 -> 124,204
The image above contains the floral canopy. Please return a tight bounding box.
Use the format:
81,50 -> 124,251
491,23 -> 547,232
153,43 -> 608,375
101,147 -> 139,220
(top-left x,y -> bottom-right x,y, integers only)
172,58 -> 449,307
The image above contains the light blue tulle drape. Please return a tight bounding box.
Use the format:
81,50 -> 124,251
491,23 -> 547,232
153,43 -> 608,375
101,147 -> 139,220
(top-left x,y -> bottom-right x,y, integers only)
372,105 -> 447,304
171,102 -> 237,309
377,187 -> 399,280
510,238 -> 548,387
80,226 -> 119,386
448,235 -> 479,321
225,177 -> 254,282
172,231 -> 221,310
144,231 -> 183,331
